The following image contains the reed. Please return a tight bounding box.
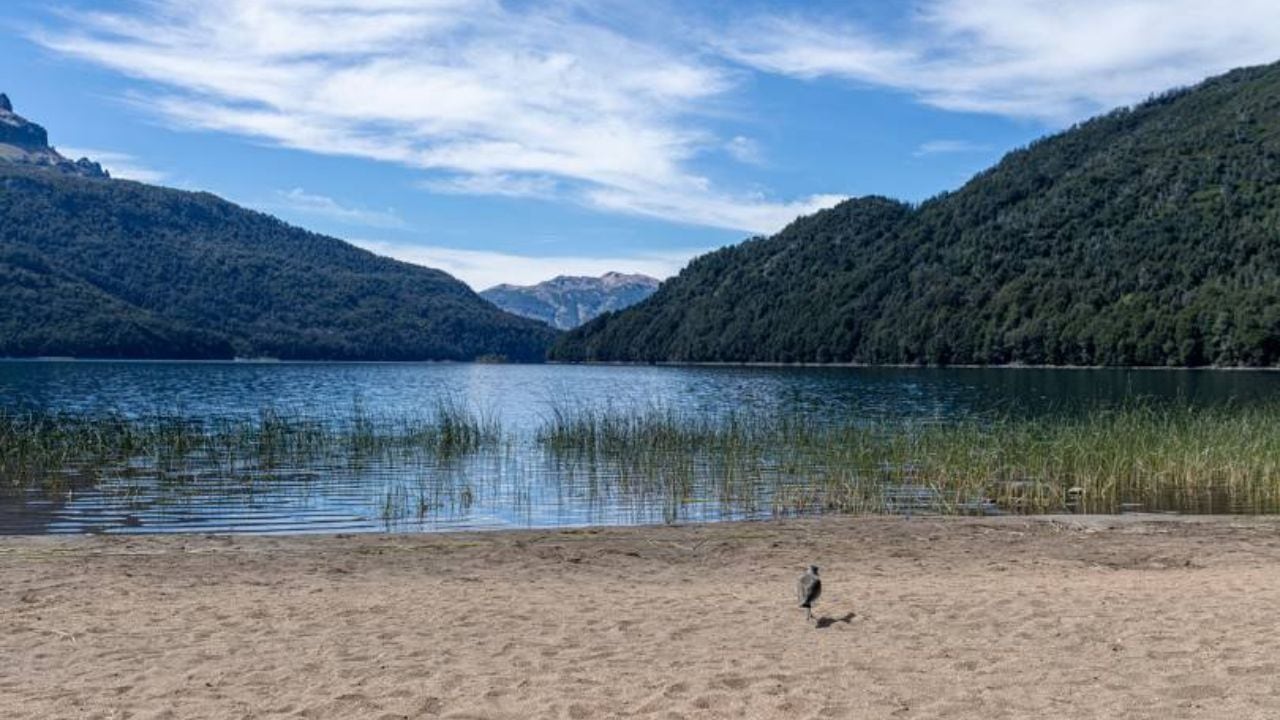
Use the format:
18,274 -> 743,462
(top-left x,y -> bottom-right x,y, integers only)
7,400 -> 1280,517
0,402 -> 501,495
535,402 -> 1280,515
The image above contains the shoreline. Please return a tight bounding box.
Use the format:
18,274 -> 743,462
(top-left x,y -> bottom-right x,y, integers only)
551,360 -> 1280,372
6,356 -> 1280,371
5,514 -> 1280,718
3,511 -> 1278,541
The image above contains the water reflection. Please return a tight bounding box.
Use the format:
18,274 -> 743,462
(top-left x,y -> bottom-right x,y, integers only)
4,361 -> 1280,534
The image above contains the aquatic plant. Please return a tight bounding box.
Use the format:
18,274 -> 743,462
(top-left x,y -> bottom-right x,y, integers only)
535,401 -> 1280,516
0,402 -> 501,496
7,400 -> 1280,521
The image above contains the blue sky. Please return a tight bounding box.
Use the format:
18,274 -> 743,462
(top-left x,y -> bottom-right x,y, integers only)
3,0 -> 1279,289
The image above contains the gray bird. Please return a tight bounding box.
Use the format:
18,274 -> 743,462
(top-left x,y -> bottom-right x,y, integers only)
797,565 -> 822,623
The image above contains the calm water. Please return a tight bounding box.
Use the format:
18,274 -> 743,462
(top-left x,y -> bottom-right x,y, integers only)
3,361 -> 1280,535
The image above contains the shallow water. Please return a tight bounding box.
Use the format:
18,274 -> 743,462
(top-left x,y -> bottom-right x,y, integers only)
3,361 -> 1280,534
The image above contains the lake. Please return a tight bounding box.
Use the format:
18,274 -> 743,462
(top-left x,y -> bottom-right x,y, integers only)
3,361 -> 1280,535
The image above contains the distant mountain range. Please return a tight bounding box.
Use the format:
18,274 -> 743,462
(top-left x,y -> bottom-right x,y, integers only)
481,272 -> 660,330
554,61 -> 1280,367
0,94 -> 556,361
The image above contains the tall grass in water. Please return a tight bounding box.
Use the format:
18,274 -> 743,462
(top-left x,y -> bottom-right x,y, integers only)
538,404 -> 797,519
344,399 -> 499,458
8,400 -> 1280,517
951,403 -> 1280,514
536,402 -> 1280,515
0,401 -> 501,495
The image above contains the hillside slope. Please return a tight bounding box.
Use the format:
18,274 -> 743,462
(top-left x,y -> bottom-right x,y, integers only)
481,272 -> 660,330
554,62 -> 1280,366
0,97 -> 556,361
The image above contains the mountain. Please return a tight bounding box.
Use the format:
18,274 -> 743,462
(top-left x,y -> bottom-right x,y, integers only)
481,272 -> 660,330
0,94 -> 107,178
554,61 -> 1280,367
0,95 -> 557,361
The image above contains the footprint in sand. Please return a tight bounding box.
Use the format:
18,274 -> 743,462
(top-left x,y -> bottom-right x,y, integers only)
662,681 -> 689,698
712,675 -> 751,691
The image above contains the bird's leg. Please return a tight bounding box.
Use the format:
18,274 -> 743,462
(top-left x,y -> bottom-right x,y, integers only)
806,606 -> 813,623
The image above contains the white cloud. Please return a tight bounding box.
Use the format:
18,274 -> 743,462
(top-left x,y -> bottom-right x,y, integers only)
56,146 -> 167,182
270,188 -> 406,229
33,0 -> 1270,232
351,238 -> 702,290
725,135 -> 762,164
913,140 -> 992,157
585,187 -> 845,237
416,173 -> 559,200
32,0 -> 835,235
721,0 -> 1280,122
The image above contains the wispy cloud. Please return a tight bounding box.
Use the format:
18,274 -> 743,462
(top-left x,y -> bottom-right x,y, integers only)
913,140 -> 992,157
416,173 -> 559,200
56,146 -> 166,182
725,135 -> 762,165
585,188 -> 844,237
32,0 -> 1280,232
31,0 -> 839,234
270,188 -> 405,229
351,238 -> 701,290
720,0 -> 1280,122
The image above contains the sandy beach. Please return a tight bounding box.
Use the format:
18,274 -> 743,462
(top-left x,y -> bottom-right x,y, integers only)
4,516 -> 1280,719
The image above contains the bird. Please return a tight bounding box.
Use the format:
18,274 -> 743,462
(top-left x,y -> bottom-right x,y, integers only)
797,564 -> 822,623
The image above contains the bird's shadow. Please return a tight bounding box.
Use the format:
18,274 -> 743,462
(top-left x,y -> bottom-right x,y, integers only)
815,611 -> 856,629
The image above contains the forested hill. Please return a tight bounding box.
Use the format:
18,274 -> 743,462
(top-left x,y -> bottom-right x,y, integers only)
553,61 -> 1280,367
0,156 -> 557,361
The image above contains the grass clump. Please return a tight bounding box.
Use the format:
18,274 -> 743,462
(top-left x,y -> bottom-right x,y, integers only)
536,402 -> 1280,516
8,399 -> 1280,521
0,401 -> 501,496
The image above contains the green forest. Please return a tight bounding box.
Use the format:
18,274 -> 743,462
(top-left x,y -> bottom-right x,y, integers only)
553,62 -> 1280,367
0,166 -> 556,361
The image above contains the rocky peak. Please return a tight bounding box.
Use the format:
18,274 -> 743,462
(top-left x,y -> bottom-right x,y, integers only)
480,272 -> 661,330
599,271 -> 660,290
0,95 -> 50,150
0,92 -> 107,178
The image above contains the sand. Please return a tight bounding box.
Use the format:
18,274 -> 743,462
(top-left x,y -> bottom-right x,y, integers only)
4,515 -> 1280,719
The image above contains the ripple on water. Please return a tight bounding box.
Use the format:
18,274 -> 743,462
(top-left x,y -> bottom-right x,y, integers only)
5,362 -> 1280,534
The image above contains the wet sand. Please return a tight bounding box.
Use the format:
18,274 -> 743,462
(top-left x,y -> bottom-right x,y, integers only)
4,515 -> 1280,719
